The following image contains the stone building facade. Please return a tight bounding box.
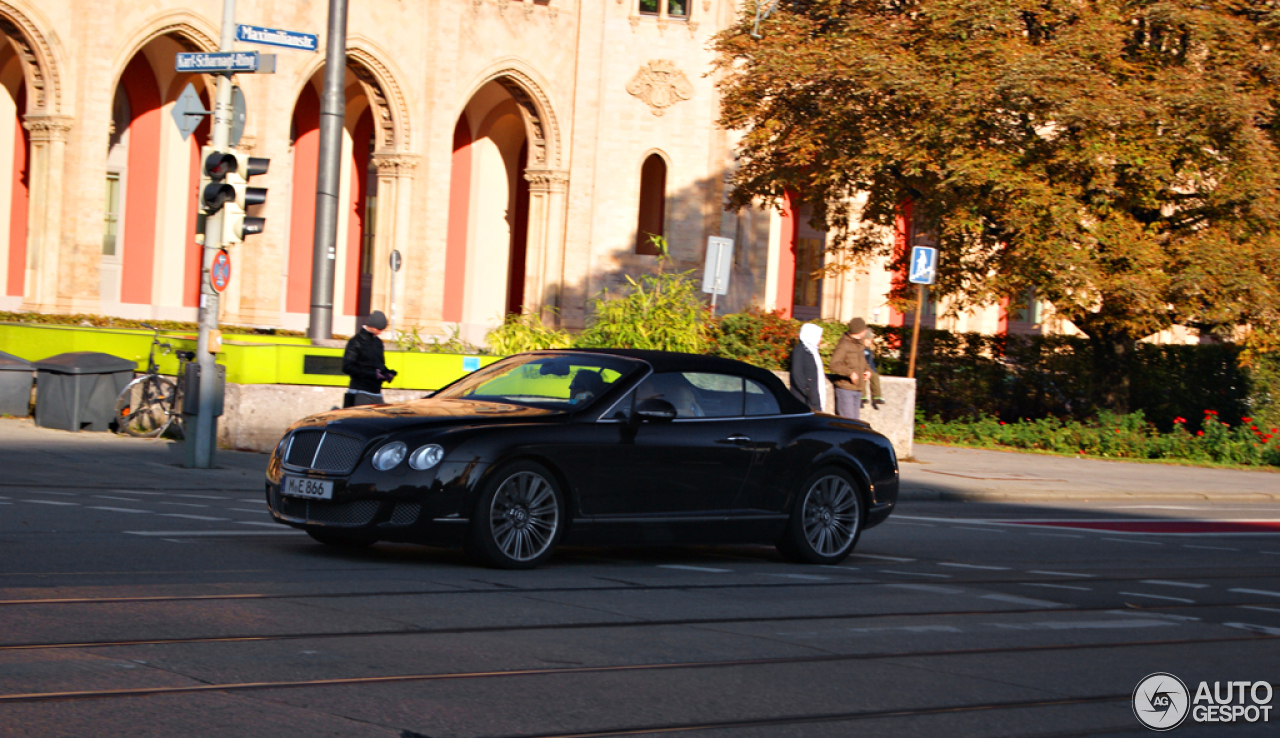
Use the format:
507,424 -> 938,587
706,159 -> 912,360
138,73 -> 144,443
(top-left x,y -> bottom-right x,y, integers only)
0,0 -> 1086,344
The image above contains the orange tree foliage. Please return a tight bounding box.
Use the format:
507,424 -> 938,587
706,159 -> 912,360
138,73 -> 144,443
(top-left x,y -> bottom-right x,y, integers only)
714,0 -> 1280,409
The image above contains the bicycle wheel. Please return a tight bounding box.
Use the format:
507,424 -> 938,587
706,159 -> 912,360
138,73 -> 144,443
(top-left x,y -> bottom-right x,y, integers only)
114,375 -> 177,438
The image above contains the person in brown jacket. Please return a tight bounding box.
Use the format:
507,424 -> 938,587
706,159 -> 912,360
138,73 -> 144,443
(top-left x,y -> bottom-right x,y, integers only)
829,317 -> 872,420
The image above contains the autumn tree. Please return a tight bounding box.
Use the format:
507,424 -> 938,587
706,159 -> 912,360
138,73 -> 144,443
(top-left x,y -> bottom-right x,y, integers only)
715,0 -> 1280,410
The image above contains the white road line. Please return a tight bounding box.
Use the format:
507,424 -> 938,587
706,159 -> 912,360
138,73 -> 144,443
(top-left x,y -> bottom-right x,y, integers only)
657,565 -> 731,573
980,594 -> 1064,608
238,499 -> 266,503
28,491 -> 75,496
1025,532 -> 1084,539
884,584 -> 964,595
22,500 -> 78,506
227,508 -> 266,514
158,502 -> 210,509
1022,583 -> 1092,592
1119,592 -> 1195,603
1102,538 -> 1163,545
93,495 -> 141,502
1225,622 -> 1280,636
1182,545 -> 1239,552
938,563 -> 1010,571
819,565 -> 860,571
157,514 -> 227,521
1028,570 -> 1095,578
173,494 -> 229,500
87,506 -> 151,514
1108,610 -> 1201,622
889,521 -> 936,527
954,527 -> 1006,534
1260,551 -> 1280,556
766,573 -> 830,581
1140,580 -> 1209,589
851,554 -> 916,562
236,521 -> 286,527
1238,605 -> 1280,614
124,530 -> 302,536
1230,588 -> 1280,598
881,569 -> 952,578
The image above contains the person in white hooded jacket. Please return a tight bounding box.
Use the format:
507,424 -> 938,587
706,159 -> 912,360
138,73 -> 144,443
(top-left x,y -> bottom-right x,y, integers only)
789,322 -> 827,412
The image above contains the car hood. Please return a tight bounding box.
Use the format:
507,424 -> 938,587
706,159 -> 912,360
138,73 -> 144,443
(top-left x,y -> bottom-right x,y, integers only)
288,397 -> 563,437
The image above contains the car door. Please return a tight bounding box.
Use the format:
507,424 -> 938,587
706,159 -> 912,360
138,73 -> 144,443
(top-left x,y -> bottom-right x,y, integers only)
573,372 -> 756,517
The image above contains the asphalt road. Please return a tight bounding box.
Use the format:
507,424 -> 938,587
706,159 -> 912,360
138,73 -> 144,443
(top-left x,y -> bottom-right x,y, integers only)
0,422 -> 1277,737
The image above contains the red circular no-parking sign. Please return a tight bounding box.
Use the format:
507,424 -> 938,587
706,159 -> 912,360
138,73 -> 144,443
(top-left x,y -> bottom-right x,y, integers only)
210,249 -> 231,293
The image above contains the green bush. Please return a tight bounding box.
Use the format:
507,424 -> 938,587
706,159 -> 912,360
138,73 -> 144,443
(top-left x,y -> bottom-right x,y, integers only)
486,312 -> 572,354
710,308 -> 799,370
574,270 -> 714,353
395,325 -> 485,354
0,311 -> 305,337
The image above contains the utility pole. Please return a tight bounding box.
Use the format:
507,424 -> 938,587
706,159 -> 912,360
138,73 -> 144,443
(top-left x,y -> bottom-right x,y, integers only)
307,0 -> 349,340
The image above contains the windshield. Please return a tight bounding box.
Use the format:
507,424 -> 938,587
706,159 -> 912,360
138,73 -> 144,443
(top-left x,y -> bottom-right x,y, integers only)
434,354 -> 640,410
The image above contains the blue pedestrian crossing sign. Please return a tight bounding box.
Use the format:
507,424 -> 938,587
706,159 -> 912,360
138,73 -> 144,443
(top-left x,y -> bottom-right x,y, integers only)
909,246 -> 938,285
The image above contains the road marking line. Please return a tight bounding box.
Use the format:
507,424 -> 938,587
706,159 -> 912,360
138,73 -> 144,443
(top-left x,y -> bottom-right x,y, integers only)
1238,605 -> 1280,614
1102,537 -> 1163,545
1119,591 -> 1195,603
850,554 -> 915,562
1260,551 -> 1280,556
881,569 -> 951,578
1140,580 -> 1209,589
1022,583 -> 1092,592
1230,588 -> 1280,598
954,527 -> 1006,533
980,594 -> 1064,608
889,521 -> 936,527
938,563 -> 1010,571
884,584 -> 964,594
1108,610 -> 1201,622
992,619 -> 1174,630
157,514 -> 227,521
29,491 -> 75,496
1027,570 -> 1095,578
93,496 -> 141,502
1225,622 -> 1280,636
1183,545 -> 1239,552
657,565 -> 731,573
158,502 -> 210,509
124,530 -> 302,536
238,499 -> 266,503
173,494 -> 229,500
236,521 -> 287,527
766,573 -> 830,581
22,500 -> 78,506
87,507 -> 151,514
1025,532 -> 1084,539
227,509 -> 266,514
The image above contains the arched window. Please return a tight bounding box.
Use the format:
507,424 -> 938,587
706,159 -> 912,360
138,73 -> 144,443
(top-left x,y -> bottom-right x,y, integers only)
635,153 -> 666,255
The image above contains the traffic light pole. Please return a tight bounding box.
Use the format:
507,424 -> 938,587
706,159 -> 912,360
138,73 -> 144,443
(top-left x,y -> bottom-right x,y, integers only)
188,0 -> 237,469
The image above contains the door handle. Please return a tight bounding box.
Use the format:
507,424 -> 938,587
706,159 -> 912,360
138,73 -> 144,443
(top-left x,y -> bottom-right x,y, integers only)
723,435 -> 751,445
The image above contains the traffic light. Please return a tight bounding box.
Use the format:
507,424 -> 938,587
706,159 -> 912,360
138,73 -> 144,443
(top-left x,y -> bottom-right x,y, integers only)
221,155 -> 269,245
199,147 -> 237,215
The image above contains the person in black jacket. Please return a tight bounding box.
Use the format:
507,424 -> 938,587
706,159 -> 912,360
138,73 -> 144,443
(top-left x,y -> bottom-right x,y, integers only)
341,310 -> 396,407
789,322 -> 826,412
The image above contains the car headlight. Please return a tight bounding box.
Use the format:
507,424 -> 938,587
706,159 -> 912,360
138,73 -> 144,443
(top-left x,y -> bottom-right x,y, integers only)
408,444 -> 444,471
371,441 -> 407,471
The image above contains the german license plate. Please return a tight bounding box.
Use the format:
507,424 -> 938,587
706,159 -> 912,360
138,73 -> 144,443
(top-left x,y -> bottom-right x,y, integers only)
283,476 -> 333,500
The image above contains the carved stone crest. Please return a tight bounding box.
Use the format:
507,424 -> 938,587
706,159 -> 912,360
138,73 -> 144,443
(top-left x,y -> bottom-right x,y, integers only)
626,60 -> 694,116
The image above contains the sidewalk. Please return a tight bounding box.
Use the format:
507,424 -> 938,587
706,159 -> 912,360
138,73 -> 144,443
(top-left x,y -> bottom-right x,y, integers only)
901,443 -> 1280,502
0,417 -> 267,491
2,418 -> 1278,502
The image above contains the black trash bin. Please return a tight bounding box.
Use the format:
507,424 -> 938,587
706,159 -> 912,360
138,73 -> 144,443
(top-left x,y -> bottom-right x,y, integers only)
0,351 -> 34,417
32,352 -> 137,432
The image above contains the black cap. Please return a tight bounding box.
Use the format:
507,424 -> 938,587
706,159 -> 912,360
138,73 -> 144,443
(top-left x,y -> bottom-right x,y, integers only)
365,310 -> 388,330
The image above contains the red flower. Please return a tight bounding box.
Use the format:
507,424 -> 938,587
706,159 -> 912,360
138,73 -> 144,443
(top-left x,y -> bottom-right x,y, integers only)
999,421 -> 1006,425
1173,417 -> 1186,424
1115,429 -> 1122,433
1205,409 -> 1218,416
1243,417 -> 1253,423
1197,430 -> 1205,436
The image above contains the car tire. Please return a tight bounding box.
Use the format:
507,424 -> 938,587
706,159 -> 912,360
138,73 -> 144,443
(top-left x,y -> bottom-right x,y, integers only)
467,461 -> 564,570
307,528 -> 377,549
777,467 -> 863,565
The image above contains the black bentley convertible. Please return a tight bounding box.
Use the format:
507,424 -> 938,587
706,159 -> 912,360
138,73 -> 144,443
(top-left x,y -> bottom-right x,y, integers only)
265,349 -> 899,568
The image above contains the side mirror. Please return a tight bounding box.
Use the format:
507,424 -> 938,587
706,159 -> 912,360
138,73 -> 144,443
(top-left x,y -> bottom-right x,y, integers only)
634,397 -> 677,422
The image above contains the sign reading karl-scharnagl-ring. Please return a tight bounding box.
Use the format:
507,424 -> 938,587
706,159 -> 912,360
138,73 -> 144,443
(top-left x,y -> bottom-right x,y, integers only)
235,24 -> 319,53
1132,672 -> 1273,731
175,51 -> 276,74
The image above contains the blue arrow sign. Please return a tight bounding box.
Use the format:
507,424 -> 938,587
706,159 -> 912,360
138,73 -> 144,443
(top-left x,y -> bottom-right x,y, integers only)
236,24 -> 319,52
909,246 -> 938,285
176,51 -> 273,73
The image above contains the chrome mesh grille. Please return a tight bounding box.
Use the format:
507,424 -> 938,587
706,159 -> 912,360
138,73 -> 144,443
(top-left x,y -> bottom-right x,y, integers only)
276,495 -> 380,526
390,503 -> 421,525
284,430 -> 366,474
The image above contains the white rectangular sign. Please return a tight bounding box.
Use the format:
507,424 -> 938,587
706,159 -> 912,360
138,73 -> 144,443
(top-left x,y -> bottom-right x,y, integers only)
701,236 -> 734,296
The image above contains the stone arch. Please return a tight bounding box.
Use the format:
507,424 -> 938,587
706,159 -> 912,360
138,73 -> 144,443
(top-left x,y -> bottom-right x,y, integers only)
462,60 -> 562,170
109,13 -> 218,92
291,39 -> 412,154
0,1 -> 62,115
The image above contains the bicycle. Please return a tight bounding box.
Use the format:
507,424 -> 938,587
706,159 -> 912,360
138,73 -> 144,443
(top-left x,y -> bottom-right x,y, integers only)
113,324 -> 196,438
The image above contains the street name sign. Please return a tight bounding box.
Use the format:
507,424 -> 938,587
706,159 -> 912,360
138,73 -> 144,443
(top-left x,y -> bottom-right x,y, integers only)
175,51 -> 276,74
236,24 -> 319,53
908,245 -> 938,285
